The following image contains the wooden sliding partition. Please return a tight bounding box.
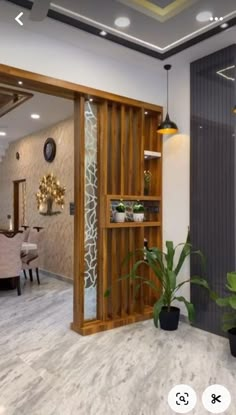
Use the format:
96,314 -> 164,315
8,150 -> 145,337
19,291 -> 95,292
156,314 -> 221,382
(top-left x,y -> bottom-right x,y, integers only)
72,97 -> 163,335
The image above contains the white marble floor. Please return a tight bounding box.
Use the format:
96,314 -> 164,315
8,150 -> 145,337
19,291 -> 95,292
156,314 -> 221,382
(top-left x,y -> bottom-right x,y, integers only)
0,275 -> 236,415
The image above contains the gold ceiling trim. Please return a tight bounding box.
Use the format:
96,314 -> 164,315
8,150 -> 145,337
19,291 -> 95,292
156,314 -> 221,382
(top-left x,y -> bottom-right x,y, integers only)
117,0 -> 197,22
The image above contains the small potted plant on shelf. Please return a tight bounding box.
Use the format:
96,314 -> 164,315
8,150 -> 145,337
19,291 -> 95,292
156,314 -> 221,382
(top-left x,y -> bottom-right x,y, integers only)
114,200 -> 126,223
121,236 -> 214,331
133,201 -> 145,222
144,170 -> 152,195
215,272 -> 236,358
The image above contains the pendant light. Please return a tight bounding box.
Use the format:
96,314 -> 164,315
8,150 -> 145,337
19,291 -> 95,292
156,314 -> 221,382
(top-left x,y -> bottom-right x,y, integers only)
157,64 -> 178,135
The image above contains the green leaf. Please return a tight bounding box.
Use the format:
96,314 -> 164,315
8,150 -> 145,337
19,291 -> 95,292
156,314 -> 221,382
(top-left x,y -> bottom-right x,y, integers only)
147,248 -> 165,272
174,296 -> 195,322
153,297 -> 164,328
229,296 -> 236,310
222,321 -> 236,332
134,283 -> 142,298
222,312 -> 236,321
130,259 -> 147,279
216,297 -> 231,307
104,288 -> 111,297
174,279 -> 191,292
167,269 -> 176,291
174,242 -> 192,276
227,272 -> 236,292
142,280 -> 162,295
165,241 -> 175,270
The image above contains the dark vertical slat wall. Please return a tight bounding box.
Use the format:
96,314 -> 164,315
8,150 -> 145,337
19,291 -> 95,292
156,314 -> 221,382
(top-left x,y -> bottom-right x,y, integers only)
190,45 -> 236,336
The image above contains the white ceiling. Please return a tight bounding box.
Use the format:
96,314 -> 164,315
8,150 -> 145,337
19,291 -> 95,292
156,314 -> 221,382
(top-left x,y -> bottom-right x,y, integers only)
0,87 -> 73,149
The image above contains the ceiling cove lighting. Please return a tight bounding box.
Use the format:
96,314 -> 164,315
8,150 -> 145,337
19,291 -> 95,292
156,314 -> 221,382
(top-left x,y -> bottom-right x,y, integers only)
0,132 -> 6,136
114,17 -> 130,28
31,114 -> 40,119
157,65 -> 178,135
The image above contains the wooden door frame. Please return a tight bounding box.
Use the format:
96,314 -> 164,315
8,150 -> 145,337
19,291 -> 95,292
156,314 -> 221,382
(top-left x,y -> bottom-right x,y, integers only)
13,179 -> 26,231
0,63 -> 162,335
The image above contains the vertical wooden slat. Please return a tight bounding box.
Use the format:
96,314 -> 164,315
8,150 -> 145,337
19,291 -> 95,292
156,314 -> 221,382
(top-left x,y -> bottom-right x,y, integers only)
133,228 -> 145,313
120,105 -> 126,195
111,229 -> 119,318
128,228 -> 134,314
97,101 -> 109,321
111,103 -> 117,195
138,108 -> 145,195
128,107 -> 134,195
73,95 -> 85,329
120,228 -> 128,316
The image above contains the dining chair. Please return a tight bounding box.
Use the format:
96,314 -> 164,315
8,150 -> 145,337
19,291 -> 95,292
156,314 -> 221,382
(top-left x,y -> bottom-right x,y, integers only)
0,232 -> 23,295
21,229 -> 43,285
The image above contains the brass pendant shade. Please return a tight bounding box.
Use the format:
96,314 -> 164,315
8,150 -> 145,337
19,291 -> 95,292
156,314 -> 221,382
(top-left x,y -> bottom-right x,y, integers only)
157,64 -> 178,135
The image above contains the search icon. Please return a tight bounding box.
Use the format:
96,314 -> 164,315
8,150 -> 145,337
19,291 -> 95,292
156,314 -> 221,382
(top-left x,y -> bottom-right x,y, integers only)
168,385 -> 197,413
180,396 -> 187,403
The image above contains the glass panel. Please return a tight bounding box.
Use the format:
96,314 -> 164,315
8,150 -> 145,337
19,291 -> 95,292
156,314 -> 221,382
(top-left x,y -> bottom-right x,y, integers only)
84,102 -> 98,320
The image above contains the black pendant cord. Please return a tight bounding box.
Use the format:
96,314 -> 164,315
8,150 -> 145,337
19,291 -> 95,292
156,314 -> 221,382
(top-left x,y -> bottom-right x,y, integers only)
166,69 -> 169,114
164,64 -> 171,115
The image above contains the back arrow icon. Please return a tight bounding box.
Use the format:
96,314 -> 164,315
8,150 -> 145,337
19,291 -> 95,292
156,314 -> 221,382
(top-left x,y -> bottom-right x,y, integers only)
15,12 -> 24,26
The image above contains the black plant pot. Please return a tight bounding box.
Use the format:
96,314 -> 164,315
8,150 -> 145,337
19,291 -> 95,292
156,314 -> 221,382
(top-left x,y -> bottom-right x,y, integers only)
159,306 -> 180,331
228,328 -> 236,358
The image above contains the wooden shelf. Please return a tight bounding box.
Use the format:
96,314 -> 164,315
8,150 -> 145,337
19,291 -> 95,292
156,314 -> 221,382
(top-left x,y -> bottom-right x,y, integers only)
106,221 -> 161,228
144,150 -> 161,159
106,195 -> 161,201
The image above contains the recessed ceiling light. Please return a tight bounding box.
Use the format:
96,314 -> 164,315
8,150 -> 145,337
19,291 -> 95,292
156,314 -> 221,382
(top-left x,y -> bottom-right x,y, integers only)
100,30 -> 107,36
114,16 -> 130,28
18,81 -> 23,85
0,131 -> 6,136
214,17 -> 219,21
89,98 -> 93,102
219,17 -> 224,21
196,11 -> 213,22
221,22 -> 229,29
144,111 -> 148,115
31,114 -> 40,119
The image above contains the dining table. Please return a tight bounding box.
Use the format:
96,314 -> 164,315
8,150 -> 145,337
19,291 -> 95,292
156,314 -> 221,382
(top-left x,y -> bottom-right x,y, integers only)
21,242 -> 38,252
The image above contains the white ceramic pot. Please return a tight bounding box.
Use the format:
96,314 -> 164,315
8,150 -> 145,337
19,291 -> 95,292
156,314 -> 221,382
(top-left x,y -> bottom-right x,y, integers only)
133,213 -> 144,222
115,212 -> 126,223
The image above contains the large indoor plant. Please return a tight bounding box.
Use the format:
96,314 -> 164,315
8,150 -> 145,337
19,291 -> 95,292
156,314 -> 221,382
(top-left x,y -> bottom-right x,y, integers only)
216,272 -> 236,357
124,239 -> 213,331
